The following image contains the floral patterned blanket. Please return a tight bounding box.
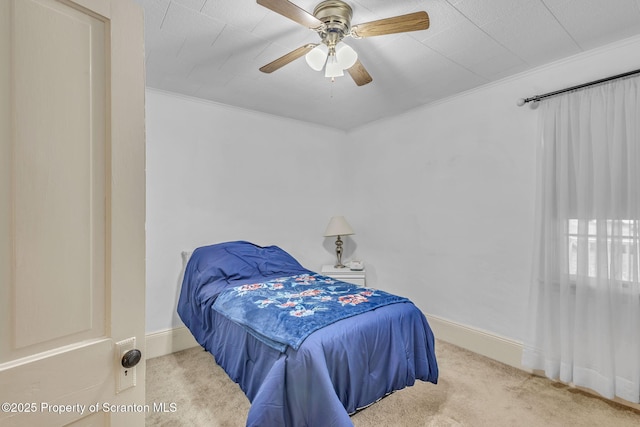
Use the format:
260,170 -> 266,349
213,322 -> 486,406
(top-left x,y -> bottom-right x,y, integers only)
212,273 -> 409,352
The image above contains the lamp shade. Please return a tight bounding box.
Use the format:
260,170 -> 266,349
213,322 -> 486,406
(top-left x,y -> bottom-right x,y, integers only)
324,216 -> 354,237
324,58 -> 344,78
335,42 -> 357,70
305,44 -> 328,71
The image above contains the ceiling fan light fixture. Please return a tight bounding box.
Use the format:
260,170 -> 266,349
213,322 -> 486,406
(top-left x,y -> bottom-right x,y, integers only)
335,42 -> 357,70
257,0 -> 430,86
305,44 -> 328,71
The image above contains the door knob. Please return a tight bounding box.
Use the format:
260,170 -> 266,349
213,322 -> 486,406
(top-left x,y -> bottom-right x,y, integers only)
121,349 -> 142,368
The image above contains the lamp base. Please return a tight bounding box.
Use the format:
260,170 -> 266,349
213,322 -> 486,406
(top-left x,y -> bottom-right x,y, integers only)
333,235 -> 346,268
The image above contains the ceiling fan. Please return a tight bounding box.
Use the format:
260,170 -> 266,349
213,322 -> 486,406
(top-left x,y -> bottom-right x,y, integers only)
257,0 -> 430,86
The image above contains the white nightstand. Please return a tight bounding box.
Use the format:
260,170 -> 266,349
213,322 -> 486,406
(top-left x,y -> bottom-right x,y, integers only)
321,265 -> 366,287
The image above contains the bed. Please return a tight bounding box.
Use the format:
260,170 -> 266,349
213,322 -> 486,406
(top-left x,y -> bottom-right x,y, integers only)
177,241 -> 438,426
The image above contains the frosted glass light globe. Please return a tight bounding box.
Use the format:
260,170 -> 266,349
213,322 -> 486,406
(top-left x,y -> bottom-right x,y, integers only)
324,57 -> 344,78
335,42 -> 357,70
305,44 -> 328,71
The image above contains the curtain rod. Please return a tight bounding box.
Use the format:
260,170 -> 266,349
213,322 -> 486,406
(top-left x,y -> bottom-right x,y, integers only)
517,67 -> 640,107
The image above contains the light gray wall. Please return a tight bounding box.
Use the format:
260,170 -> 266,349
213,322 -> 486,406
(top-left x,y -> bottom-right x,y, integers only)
145,35 -> 640,341
342,76 -> 537,341
145,92 -> 347,332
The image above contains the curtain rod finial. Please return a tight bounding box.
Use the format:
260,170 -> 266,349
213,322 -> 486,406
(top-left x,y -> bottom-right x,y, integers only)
516,98 -> 526,107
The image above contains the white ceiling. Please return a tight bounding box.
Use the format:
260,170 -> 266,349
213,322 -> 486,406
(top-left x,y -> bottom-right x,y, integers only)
135,0 -> 640,130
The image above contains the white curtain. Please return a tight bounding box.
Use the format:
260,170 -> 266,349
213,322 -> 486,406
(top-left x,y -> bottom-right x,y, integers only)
523,75 -> 640,403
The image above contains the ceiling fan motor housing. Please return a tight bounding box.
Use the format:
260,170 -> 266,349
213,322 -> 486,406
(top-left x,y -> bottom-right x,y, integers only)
313,0 -> 353,47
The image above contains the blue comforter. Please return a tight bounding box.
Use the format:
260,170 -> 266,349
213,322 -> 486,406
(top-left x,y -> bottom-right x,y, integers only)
177,241 -> 438,427
213,272 -> 409,352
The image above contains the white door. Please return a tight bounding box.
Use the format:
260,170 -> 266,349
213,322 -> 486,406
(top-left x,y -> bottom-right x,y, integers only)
0,0 -> 146,425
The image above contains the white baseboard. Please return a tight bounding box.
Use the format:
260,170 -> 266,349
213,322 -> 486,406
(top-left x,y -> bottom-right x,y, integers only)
145,326 -> 200,359
424,313 -> 528,371
145,317 -> 526,367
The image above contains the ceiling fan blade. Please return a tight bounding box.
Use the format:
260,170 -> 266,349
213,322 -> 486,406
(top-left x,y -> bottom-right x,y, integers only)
259,44 -> 318,73
257,0 -> 323,29
346,60 -> 372,86
351,11 -> 429,38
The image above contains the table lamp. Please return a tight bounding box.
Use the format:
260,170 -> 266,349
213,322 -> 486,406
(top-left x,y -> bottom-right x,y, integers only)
324,216 -> 354,268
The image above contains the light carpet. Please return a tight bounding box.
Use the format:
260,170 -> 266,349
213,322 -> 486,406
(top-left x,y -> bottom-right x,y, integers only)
145,340 -> 640,426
